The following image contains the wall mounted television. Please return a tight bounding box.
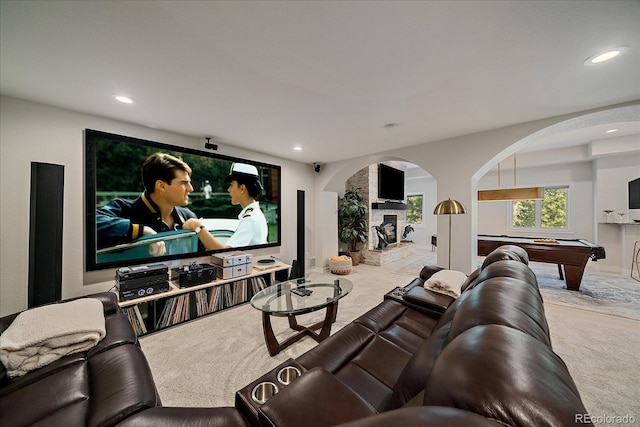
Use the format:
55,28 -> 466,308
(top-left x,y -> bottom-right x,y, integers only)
85,129 -> 281,271
378,163 -> 405,201
629,177 -> 640,209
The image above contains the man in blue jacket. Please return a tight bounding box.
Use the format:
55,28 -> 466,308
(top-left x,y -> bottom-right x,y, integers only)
97,152 -> 198,256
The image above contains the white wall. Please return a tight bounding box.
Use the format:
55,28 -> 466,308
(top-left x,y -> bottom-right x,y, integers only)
0,96 -> 315,316
405,173 -> 437,247
595,154 -> 640,218
595,153 -> 640,273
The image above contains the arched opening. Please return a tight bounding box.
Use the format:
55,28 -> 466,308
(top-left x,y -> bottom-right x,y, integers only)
318,155 -> 436,268
312,102 -> 638,275
473,103 -> 640,276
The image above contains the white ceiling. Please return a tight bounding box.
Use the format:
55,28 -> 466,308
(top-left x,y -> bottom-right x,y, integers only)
1,0 -> 639,164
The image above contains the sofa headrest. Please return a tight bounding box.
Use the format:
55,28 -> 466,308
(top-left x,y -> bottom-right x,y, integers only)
423,325 -> 592,427
432,260 -> 540,334
481,245 -> 529,269
447,278 -> 550,346
460,268 -> 481,293
473,260 -> 539,295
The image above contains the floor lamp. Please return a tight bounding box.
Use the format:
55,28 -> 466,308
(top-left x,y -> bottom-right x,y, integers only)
434,198 -> 467,269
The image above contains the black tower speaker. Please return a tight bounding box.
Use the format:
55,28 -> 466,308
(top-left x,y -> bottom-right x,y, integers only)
28,162 -> 64,308
291,190 -> 305,280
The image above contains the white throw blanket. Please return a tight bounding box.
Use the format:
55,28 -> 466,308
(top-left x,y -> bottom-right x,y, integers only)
0,298 -> 106,377
424,269 -> 467,299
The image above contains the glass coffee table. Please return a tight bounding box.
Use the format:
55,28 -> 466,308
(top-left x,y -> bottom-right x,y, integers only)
250,276 -> 353,356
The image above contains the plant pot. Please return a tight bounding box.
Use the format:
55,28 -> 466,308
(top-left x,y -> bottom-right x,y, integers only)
349,251 -> 361,266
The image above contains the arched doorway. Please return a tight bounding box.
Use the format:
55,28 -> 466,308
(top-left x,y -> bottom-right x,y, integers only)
473,103 -> 640,275
317,155 -> 434,269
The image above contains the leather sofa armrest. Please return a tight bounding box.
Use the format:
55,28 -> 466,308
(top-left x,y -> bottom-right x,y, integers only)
403,287 -> 454,314
116,407 -> 249,427
397,266 -> 444,294
58,292 -> 120,315
0,313 -> 19,334
0,292 -> 119,333
419,265 -> 444,281
87,292 -> 120,315
403,277 -> 424,291
258,367 -> 376,427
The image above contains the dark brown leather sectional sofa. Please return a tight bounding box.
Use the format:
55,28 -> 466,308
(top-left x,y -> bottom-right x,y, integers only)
1,245 -> 592,426
0,293 -> 248,427
236,245 -> 593,427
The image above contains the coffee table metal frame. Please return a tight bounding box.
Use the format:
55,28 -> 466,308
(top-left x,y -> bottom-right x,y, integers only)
250,277 -> 352,356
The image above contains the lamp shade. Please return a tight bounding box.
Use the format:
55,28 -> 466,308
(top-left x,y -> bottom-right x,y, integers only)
434,198 -> 467,215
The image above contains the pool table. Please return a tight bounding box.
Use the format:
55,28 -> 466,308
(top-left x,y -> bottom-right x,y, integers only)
478,235 -> 606,291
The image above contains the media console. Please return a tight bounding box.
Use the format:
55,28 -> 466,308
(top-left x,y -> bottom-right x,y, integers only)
116,263 -> 291,336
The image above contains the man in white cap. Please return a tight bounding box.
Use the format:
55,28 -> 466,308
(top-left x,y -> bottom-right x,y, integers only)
183,163 -> 268,249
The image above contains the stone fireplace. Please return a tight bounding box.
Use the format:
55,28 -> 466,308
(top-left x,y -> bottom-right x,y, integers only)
344,165 -> 416,266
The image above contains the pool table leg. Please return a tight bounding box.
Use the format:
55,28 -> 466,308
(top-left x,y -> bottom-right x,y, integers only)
557,264 -> 564,280
563,265 -> 586,291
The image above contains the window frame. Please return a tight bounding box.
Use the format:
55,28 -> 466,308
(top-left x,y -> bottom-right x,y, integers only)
507,185 -> 572,234
406,193 -> 425,226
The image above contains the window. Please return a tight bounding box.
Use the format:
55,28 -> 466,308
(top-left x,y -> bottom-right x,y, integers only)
406,194 -> 424,224
511,186 -> 568,230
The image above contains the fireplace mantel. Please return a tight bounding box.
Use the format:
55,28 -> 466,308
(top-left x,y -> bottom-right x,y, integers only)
371,201 -> 409,210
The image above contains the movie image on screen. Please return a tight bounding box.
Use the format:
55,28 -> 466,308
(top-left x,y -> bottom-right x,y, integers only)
85,129 -> 281,271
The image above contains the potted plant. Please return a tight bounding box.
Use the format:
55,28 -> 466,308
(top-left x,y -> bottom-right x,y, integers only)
338,187 -> 368,265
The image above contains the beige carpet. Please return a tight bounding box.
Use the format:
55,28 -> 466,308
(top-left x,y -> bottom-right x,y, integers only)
140,250 -> 639,426
544,303 -> 639,426
139,265 -> 414,408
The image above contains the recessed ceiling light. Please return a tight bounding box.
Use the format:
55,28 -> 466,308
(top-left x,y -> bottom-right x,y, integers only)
606,128 -> 618,133
293,145 -> 303,151
114,95 -> 135,104
584,46 -> 629,66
